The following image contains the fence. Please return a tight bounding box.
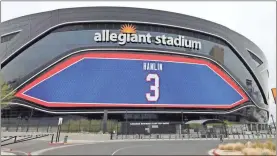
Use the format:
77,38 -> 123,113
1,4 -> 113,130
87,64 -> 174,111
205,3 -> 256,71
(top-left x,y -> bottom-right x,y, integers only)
2,118 -> 276,139
60,119 -> 118,133
112,121 -> 276,140
2,117 -> 59,133
1,117 -> 118,134
111,132 -> 276,140
1,134 -> 53,146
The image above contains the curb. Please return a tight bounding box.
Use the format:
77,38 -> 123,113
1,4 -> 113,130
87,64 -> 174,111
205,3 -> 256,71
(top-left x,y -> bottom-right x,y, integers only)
48,142 -> 65,145
1,148 -> 13,152
212,149 -> 220,156
1,151 -> 16,155
1,148 -> 31,156
48,142 -> 71,145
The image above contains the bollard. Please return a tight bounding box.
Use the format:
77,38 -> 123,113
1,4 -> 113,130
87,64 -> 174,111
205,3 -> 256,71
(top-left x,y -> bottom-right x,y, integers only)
64,136 -> 68,143
51,134 -> 54,143
14,136 -> 17,143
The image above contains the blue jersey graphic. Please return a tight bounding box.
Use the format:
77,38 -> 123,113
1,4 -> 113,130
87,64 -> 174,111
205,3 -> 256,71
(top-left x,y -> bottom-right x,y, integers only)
24,57 -> 244,106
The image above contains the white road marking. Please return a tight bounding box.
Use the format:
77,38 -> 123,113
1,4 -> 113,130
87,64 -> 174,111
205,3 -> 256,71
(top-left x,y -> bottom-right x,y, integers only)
30,143 -> 91,155
10,150 -> 29,155
111,145 -> 153,155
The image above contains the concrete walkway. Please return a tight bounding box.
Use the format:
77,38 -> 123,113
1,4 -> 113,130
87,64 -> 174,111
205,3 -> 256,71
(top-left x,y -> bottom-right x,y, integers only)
1,151 -> 15,155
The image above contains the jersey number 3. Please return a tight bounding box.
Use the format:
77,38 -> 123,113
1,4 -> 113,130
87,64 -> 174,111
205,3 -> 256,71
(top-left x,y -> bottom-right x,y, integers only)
146,73 -> 160,102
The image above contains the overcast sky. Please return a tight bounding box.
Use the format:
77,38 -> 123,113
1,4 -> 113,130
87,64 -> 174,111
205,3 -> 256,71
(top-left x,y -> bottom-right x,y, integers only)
1,1 -> 276,121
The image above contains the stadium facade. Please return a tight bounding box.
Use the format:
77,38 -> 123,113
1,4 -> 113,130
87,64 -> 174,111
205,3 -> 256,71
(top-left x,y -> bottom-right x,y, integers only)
0,7 -> 269,123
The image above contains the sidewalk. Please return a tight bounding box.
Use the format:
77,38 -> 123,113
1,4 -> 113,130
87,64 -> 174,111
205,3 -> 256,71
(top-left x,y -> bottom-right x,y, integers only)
1,151 -> 15,155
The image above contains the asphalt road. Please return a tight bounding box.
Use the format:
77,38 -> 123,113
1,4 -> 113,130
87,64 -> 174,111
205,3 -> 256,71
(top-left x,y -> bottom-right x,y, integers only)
2,139 -> 51,154
3,138 -> 272,155
31,140 -> 224,155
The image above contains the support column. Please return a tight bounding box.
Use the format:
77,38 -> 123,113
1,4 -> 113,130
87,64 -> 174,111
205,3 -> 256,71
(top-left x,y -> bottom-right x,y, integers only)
102,110 -> 108,133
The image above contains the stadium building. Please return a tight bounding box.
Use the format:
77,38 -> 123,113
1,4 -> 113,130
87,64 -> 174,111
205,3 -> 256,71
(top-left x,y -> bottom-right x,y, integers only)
0,7 -> 270,125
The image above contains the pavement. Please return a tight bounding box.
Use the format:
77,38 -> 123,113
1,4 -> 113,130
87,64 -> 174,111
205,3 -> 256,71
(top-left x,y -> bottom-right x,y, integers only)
31,139 -> 274,155
1,132 -> 275,155
1,140 -> 50,155
1,138 -> 221,155
1,151 -> 15,155
32,140 -> 220,155
0,138 -> 271,155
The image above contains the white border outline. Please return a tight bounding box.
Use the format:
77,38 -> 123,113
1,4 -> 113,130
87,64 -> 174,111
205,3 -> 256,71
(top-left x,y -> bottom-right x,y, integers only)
9,102 -> 256,114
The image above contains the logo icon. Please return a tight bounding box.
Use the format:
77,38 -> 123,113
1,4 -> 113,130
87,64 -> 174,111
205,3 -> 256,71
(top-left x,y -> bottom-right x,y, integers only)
120,24 -> 136,34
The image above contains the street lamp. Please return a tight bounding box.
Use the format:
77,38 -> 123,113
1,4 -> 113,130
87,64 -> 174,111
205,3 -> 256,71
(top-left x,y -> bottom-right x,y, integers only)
270,114 -> 276,130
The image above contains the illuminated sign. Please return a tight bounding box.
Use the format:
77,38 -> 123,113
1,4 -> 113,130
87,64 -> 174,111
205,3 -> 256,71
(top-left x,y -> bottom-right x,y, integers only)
94,24 -> 202,50
16,52 -> 248,108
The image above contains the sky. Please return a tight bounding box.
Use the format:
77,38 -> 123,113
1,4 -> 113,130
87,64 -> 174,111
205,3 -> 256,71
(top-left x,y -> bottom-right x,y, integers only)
1,1 -> 276,122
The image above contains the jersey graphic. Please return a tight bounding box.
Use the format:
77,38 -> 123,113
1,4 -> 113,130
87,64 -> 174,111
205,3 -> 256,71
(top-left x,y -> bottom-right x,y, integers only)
16,52 -> 248,108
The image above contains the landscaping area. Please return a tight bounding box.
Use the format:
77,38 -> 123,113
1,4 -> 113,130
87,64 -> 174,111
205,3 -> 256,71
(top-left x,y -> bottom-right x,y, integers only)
216,140 -> 276,155
60,119 -> 119,133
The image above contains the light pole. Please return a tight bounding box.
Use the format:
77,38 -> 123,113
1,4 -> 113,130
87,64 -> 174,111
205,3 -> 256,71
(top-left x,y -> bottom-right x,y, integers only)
271,114 -> 276,130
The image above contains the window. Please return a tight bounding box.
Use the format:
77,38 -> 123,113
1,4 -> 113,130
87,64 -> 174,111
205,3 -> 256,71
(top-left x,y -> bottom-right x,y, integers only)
247,50 -> 263,67
1,31 -> 20,43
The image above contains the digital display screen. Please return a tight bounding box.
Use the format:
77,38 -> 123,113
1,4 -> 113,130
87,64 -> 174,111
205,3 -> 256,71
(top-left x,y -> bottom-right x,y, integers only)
16,52 -> 248,109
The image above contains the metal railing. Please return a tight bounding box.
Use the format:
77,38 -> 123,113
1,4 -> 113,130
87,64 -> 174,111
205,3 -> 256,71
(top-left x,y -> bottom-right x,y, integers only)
111,133 -> 276,140
1,134 -> 54,146
2,118 -> 276,139
1,118 -> 117,133
110,121 -> 276,140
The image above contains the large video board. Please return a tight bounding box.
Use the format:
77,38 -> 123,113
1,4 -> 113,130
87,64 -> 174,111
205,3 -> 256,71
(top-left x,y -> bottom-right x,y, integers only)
16,52 -> 248,108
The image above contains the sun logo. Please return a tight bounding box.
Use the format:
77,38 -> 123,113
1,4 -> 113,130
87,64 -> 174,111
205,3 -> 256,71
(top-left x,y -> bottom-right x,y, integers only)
120,24 -> 136,34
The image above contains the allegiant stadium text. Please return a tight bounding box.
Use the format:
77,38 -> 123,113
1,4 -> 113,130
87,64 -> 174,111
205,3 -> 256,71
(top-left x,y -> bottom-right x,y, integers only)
94,30 -> 202,50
